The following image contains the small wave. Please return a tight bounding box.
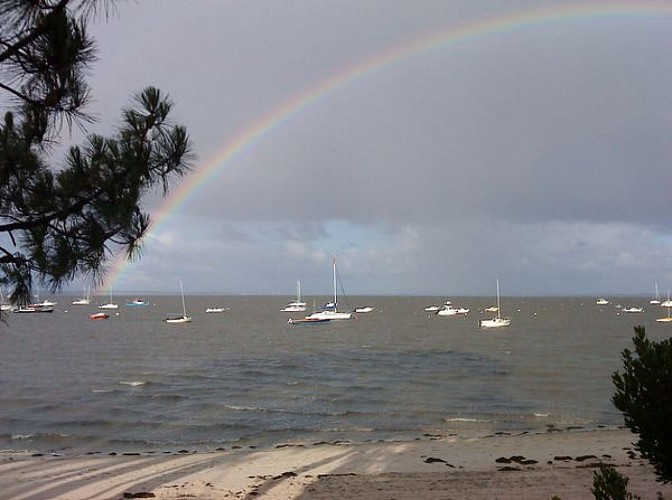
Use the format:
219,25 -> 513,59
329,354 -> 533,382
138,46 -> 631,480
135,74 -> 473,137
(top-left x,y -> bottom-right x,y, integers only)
149,394 -> 186,401
221,404 -> 379,419
224,404 -> 265,412
321,426 -> 375,433
12,432 -> 70,441
533,413 -> 552,418
11,434 -> 35,440
92,388 -> 114,394
444,417 -> 490,423
119,381 -> 146,387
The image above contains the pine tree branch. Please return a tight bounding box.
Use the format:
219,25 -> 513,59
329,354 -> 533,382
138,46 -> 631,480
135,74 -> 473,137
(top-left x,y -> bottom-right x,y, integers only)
0,0 -> 70,64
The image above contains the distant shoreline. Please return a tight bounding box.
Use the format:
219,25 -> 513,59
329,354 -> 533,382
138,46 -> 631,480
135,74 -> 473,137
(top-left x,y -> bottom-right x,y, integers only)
31,292 -> 661,298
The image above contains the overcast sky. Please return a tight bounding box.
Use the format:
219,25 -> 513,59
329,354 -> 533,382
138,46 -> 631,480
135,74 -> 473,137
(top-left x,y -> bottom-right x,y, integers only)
62,0 -> 672,296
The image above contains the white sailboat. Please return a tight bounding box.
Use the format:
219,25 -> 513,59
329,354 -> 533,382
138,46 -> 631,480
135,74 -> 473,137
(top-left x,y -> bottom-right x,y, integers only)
281,279 -> 307,312
305,258 -> 352,321
650,282 -> 661,305
0,289 -> 12,312
14,290 -> 55,313
98,290 -> 118,310
165,280 -> 192,323
72,286 -> 91,305
661,291 -> 672,308
657,306 -> 672,323
479,279 -> 511,329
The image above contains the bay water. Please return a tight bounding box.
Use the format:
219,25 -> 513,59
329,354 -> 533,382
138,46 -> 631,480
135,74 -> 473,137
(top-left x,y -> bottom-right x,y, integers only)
0,295 -> 665,455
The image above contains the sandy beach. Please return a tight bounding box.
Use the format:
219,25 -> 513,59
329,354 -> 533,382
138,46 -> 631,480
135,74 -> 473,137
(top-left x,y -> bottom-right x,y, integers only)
1,428 -> 670,499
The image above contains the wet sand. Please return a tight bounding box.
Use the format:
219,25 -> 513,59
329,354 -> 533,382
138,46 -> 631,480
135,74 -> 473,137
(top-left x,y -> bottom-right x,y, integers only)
1,428 -> 670,499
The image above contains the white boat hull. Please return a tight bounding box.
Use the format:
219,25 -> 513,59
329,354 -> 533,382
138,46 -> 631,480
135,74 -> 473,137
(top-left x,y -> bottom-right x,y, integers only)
479,317 -> 511,328
354,306 -> 374,313
166,316 -> 192,324
99,303 -> 119,310
15,304 -> 54,313
306,311 -> 352,321
288,317 -> 331,324
437,306 -> 469,316
281,304 -> 307,312
125,300 -> 149,307
205,307 -> 227,313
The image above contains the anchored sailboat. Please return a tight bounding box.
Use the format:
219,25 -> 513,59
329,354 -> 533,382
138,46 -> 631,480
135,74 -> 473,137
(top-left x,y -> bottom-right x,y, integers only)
165,280 -> 192,324
479,279 -> 511,329
98,290 -> 118,310
305,258 -> 352,321
72,286 -> 91,305
650,282 -> 661,305
281,279 -> 307,312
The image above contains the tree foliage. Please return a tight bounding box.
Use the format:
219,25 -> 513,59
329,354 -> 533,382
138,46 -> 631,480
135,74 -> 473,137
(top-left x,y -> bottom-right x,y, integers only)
591,465 -> 641,500
612,326 -> 672,483
0,0 -> 194,305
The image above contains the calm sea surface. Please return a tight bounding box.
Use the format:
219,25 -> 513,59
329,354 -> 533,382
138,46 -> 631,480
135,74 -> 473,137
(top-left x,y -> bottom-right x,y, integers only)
0,295 -> 667,455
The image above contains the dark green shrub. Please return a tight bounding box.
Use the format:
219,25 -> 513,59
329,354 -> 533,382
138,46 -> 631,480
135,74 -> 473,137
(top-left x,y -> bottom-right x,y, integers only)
591,465 -> 640,500
612,326 -> 672,483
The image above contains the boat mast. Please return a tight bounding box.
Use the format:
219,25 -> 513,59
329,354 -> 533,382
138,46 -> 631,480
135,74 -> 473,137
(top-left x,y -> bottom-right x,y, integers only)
496,278 -> 502,319
332,257 -> 337,308
179,280 -> 187,317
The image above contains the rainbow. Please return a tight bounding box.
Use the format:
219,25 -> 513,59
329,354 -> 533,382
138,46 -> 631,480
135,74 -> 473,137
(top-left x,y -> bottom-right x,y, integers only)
100,1 -> 672,292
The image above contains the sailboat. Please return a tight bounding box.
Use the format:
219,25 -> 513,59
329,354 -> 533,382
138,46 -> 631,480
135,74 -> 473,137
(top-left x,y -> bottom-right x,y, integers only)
72,286 -> 91,305
165,280 -> 192,323
281,279 -> 307,312
650,282 -> 661,305
16,289 -> 56,312
661,291 -> 672,309
305,258 -> 352,321
98,290 -> 118,310
656,305 -> 672,322
656,307 -> 672,322
479,279 -> 511,329
0,290 -> 12,312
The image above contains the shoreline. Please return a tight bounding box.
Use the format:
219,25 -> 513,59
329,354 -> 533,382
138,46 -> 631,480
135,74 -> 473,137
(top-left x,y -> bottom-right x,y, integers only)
2,428 -> 671,499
